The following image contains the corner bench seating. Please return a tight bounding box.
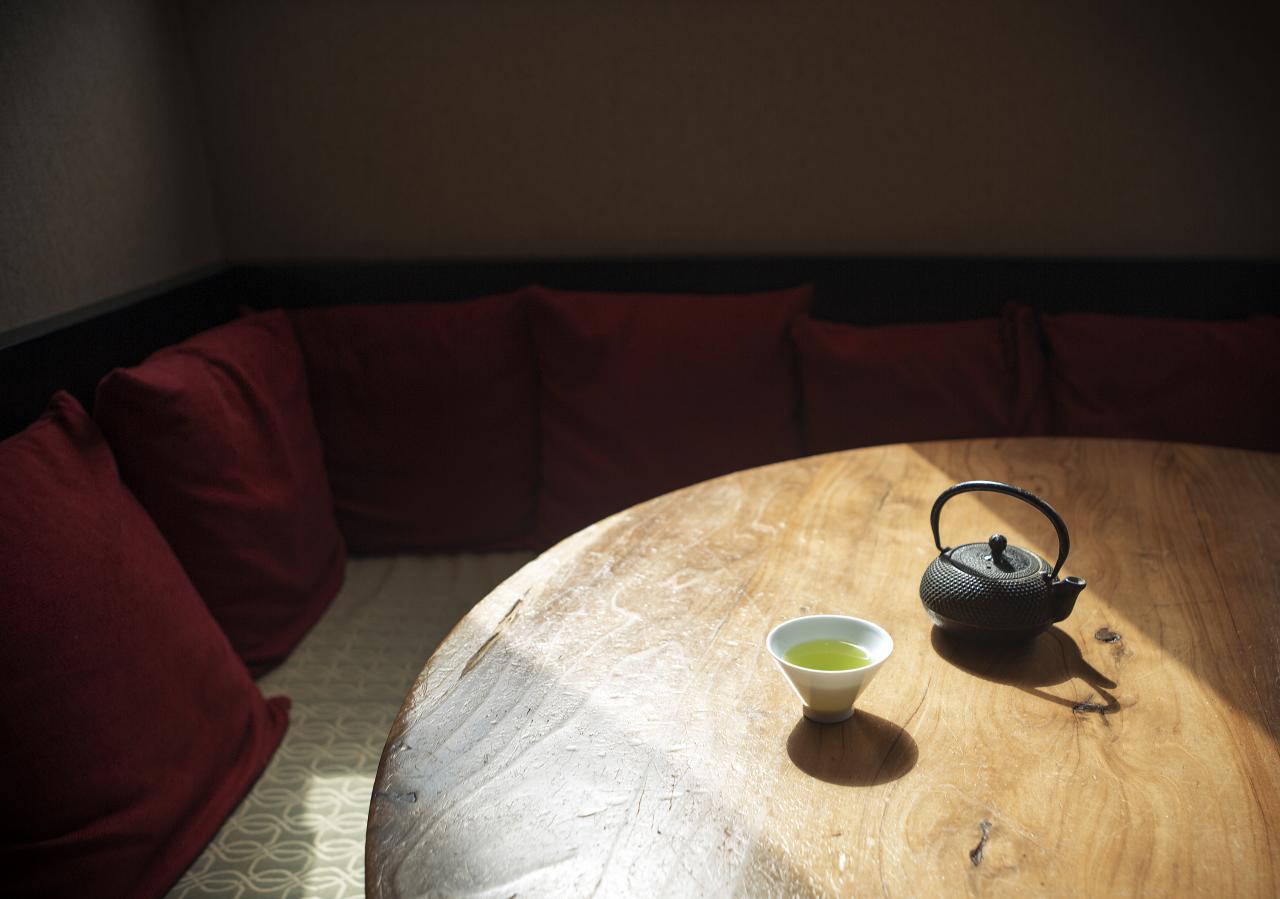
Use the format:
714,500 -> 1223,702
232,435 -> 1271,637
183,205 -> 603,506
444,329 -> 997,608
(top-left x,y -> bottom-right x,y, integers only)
2,259 -> 1276,899
168,552 -> 532,899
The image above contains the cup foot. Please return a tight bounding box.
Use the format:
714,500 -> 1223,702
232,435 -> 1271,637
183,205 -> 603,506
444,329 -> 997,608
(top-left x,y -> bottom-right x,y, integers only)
802,706 -> 854,724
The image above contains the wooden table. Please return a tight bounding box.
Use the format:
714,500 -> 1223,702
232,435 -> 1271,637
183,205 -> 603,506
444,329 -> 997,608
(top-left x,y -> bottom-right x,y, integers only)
368,439 -> 1280,897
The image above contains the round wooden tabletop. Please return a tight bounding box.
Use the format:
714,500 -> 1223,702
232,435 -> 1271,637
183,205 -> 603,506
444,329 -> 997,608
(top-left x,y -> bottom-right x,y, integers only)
368,438 -> 1280,897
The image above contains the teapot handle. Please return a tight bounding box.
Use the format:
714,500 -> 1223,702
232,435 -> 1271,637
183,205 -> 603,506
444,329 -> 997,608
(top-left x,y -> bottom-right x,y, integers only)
930,480 -> 1071,579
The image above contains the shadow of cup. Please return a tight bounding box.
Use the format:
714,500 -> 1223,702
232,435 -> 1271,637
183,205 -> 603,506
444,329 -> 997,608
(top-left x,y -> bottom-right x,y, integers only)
931,625 -> 1120,714
786,711 -> 918,786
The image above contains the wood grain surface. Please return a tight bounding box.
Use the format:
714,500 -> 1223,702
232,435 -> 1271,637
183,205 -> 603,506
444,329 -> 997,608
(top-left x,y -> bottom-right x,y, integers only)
368,439 -> 1280,897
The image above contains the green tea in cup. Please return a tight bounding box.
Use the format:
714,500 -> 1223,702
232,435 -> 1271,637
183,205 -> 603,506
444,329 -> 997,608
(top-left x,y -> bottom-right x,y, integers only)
783,638 -> 871,671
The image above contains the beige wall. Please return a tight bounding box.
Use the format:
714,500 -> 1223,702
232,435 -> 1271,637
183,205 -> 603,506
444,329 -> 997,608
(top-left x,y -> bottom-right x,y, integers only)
1,1 -> 1274,336
184,0 -> 1278,261
0,0 -> 221,336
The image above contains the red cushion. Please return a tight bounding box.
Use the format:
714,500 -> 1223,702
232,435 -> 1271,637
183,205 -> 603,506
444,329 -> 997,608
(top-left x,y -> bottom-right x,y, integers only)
287,292 -> 539,551
95,311 -> 345,674
1042,313 -> 1280,451
794,305 -> 1044,454
531,285 -> 811,543
0,392 -> 288,899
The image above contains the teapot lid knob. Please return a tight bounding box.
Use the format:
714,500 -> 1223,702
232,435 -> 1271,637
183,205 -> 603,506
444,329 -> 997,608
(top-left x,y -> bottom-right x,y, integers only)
988,533 -> 1008,559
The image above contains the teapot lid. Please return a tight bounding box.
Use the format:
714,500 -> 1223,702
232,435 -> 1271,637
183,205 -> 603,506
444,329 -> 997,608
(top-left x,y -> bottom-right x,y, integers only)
931,481 -> 1071,580
947,534 -> 1045,581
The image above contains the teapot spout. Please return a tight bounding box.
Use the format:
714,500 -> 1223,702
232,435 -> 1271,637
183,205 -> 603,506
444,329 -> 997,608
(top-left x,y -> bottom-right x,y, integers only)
1052,576 -> 1087,622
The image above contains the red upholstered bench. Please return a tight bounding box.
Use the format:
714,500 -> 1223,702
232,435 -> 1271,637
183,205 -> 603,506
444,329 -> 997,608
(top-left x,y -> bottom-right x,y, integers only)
1039,312 -> 1280,452
3,281 -> 1275,897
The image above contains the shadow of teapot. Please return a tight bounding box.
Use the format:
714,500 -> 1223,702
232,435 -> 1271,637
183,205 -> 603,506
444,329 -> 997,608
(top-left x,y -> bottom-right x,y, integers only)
931,625 -> 1120,715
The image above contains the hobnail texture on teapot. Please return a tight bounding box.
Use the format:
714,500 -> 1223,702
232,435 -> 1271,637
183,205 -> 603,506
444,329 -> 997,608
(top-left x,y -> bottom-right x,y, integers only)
919,480 -> 1087,642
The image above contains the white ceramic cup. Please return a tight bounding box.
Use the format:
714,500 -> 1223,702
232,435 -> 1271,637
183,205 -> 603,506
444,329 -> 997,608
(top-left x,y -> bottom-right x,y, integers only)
766,614 -> 894,723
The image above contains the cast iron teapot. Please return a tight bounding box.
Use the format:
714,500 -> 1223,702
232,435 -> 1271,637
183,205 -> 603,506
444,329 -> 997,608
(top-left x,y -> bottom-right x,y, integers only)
920,480 -> 1087,641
